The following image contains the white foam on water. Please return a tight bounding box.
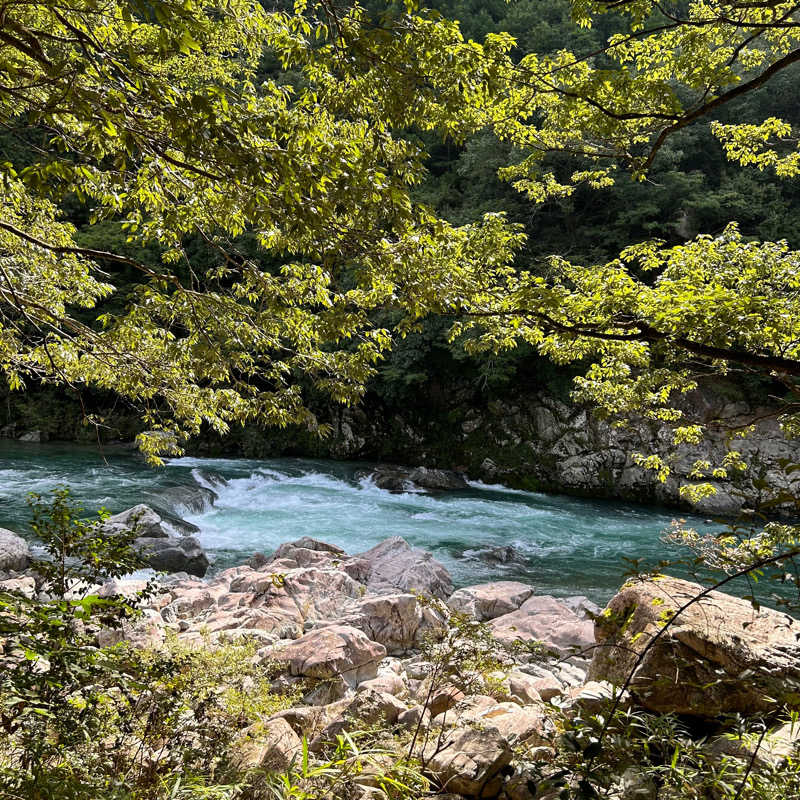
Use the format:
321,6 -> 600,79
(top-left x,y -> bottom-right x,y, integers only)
1,443 -> 702,602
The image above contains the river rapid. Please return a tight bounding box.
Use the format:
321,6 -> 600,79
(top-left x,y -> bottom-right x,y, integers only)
0,441 -> 706,603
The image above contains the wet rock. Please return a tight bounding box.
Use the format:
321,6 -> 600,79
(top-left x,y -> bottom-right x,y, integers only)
589,576 -> 800,717
489,595 -> 595,657
103,504 -> 171,538
448,581 -> 534,621
194,470 -> 228,490
407,466 -> 470,491
147,484 -> 217,514
0,528 -> 30,572
356,537 -> 453,600
359,464 -> 469,492
136,536 -> 209,577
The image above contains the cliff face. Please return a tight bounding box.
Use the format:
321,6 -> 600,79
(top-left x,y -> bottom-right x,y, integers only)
314,390 -> 800,516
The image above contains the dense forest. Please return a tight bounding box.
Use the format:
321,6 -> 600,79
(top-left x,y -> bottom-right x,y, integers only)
3,0 -> 799,467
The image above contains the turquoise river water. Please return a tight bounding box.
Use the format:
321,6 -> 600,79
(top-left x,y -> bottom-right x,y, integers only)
0,441 -> 708,603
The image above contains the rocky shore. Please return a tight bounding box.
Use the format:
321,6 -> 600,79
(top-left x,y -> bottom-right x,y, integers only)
2,515 -> 799,799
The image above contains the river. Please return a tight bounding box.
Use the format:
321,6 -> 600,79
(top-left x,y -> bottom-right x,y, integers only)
0,441 -> 706,603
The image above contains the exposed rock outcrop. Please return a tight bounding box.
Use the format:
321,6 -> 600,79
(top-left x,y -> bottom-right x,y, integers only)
357,536 -> 454,600
316,387 -> 800,514
589,575 -> 800,716
448,581 -> 534,621
489,594 -> 595,657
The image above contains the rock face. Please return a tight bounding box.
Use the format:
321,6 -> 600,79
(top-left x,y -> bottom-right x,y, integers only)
146,484 -> 218,514
310,386 -> 800,513
18,429 -> 46,442
589,576 -> 800,716
448,582 -> 534,621
0,528 -> 31,572
489,594 -> 595,656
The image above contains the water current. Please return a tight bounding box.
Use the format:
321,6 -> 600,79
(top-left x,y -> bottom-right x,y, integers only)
0,441 -> 707,603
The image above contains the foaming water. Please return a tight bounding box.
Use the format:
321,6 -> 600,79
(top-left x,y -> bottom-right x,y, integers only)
0,442 -> 703,602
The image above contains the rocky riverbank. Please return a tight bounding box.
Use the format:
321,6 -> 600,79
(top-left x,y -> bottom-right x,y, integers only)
3,521 -> 798,799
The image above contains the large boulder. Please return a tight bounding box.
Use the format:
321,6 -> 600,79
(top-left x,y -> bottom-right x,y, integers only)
359,465 -> 469,492
136,536 -> 209,577
271,624 -> 387,687
489,595 -> 595,656
448,582 -> 534,621
356,537 -> 454,600
333,593 -> 448,653
103,504 -> 171,538
423,726 -> 512,798
234,718 -> 303,772
101,505 -> 208,576
146,484 -> 217,514
264,538 -> 346,570
0,528 -> 30,572
589,576 -> 800,717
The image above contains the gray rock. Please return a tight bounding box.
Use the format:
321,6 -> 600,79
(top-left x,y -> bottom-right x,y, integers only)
193,470 -> 228,489
146,484 -> 217,514
0,528 -> 31,572
18,430 -> 45,442
359,464 -> 468,493
136,535 -> 209,577
104,504 -> 170,538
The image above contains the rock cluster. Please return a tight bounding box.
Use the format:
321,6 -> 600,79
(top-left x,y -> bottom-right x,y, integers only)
3,528 -> 799,798
102,504 -> 209,576
357,464 -> 470,493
